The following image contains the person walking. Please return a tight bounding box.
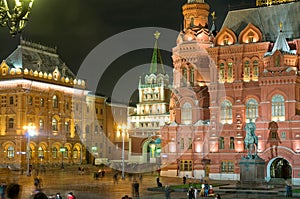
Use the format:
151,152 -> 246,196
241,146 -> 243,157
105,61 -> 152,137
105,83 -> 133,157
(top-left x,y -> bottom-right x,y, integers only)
67,192 -> 76,199
55,193 -> 62,199
165,185 -> 171,199
133,180 -> 139,198
194,187 -> 198,199
187,186 -> 195,199
183,176 -> 187,184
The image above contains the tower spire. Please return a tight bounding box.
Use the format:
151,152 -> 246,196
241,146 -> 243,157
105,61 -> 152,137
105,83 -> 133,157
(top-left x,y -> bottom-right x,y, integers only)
149,31 -> 165,75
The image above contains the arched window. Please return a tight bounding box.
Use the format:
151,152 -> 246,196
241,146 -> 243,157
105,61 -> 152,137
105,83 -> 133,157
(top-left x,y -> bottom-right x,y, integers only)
52,95 -> 58,108
219,63 -> 225,83
219,137 -> 225,149
39,119 -> 44,130
243,60 -> 250,82
220,100 -> 232,124
272,94 -> 285,121
8,118 -> 14,129
181,102 -> 192,125
246,98 -> 258,122
182,68 -> 187,86
52,118 -> 58,131
52,147 -> 58,158
252,60 -> 259,81
7,146 -> 14,158
38,146 -> 44,158
247,31 -> 254,43
73,148 -> 78,159
230,137 -> 235,149
227,62 -> 233,83
63,148 -> 68,158
189,67 -> 194,86
223,35 -> 229,45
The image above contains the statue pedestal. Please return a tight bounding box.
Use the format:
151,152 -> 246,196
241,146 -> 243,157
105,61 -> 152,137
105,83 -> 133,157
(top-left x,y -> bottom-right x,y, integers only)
238,156 -> 265,188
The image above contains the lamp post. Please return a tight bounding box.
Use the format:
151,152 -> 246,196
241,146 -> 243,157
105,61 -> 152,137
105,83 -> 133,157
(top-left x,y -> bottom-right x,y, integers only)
0,0 -> 35,36
118,124 -> 128,180
23,123 -> 36,176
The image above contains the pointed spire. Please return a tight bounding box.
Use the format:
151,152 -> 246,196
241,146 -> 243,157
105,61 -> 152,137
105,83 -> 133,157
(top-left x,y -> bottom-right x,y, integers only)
210,11 -> 216,34
272,22 -> 290,54
149,31 -> 165,75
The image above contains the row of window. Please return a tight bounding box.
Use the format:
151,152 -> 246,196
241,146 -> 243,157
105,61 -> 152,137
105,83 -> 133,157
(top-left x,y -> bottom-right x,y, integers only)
179,160 -> 234,172
180,94 -> 285,125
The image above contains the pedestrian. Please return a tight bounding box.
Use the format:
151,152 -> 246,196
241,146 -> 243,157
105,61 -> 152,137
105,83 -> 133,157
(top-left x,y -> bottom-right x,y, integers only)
165,185 -> 171,199
194,187 -> 198,199
5,183 -> 21,199
187,186 -> 195,199
133,180 -> 139,198
67,192 -> 76,199
0,181 -> 6,199
214,193 -> 221,199
113,173 -> 118,184
285,183 -> 292,197
33,192 -> 48,199
183,176 -> 187,184
55,193 -> 62,199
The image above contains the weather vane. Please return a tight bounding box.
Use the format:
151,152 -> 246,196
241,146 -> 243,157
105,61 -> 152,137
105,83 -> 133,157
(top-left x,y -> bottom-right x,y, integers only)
211,11 -> 216,20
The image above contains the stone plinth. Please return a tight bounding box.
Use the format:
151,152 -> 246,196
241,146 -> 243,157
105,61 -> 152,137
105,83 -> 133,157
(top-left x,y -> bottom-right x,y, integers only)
238,156 -> 265,187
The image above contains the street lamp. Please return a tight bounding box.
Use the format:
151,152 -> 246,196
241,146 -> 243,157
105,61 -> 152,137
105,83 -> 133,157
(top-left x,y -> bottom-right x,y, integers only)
23,123 -> 36,176
117,124 -> 128,180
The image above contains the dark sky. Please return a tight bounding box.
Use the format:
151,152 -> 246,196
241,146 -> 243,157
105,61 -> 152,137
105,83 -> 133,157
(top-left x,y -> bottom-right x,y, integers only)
0,0 -> 255,100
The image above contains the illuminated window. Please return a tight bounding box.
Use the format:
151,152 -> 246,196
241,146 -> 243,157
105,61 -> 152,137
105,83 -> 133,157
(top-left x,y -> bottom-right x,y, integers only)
52,147 -> 58,158
223,35 -> 229,45
221,161 -> 234,173
272,94 -> 285,121
52,95 -> 58,108
247,31 -> 254,43
230,137 -> 235,149
40,98 -> 44,107
38,146 -> 44,157
243,61 -> 250,81
246,98 -> 258,121
180,160 -> 193,171
219,137 -> 225,149
188,138 -> 192,149
63,148 -> 68,158
52,118 -> 58,131
7,146 -> 14,158
65,121 -> 70,132
220,100 -> 232,124
39,119 -> 44,130
189,67 -> 194,86
253,60 -> 259,81
227,62 -> 233,83
219,63 -> 225,83
8,118 -> 14,129
73,148 -> 78,159
181,102 -> 192,124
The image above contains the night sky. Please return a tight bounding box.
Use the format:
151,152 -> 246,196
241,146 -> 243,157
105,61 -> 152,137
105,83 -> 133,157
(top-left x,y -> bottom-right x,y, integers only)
0,0 -> 255,101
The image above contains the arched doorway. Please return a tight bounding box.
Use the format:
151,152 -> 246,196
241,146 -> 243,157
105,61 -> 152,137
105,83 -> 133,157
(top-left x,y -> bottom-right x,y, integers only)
269,158 -> 292,179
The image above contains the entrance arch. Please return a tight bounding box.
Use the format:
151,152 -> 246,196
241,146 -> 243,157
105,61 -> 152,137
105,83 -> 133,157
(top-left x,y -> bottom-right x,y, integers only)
267,157 -> 292,180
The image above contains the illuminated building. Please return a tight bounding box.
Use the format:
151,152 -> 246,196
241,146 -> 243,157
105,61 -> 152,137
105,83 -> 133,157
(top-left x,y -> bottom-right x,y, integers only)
161,0 -> 300,185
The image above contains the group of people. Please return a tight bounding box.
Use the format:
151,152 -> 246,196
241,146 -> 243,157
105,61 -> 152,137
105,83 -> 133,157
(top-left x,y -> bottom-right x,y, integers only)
186,184 -> 218,199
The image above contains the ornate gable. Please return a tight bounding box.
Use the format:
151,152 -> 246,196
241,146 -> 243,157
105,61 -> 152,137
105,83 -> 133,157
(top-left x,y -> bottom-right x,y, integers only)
238,23 -> 262,44
214,27 -> 237,46
0,61 -> 9,76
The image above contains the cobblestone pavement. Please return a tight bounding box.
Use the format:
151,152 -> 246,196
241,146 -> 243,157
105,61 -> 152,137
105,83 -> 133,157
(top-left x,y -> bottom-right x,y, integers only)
0,165 -> 296,199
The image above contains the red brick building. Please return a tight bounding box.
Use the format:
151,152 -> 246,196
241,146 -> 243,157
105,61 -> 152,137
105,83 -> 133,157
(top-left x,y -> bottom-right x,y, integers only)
161,0 -> 300,185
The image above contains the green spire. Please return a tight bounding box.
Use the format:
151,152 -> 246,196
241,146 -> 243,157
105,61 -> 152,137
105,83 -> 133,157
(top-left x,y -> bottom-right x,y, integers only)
149,31 -> 165,75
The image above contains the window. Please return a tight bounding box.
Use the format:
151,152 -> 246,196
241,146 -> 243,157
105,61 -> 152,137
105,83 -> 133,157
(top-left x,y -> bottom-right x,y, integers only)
188,138 -> 192,149
223,35 -> 229,45
219,63 -> 225,83
227,62 -> 233,83
28,96 -> 33,105
219,137 -> 225,149
180,160 -> 193,171
247,31 -> 254,43
63,148 -> 68,158
243,61 -> 250,82
281,132 -> 286,140
52,95 -> 58,108
38,146 -> 44,158
52,118 -> 58,131
272,94 -> 285,121
246,98 -> 258,121
40,98 -> 44,107
39,119 -> 44,130
182,68 -> 187,86
220,100 -> 232,124
189,67 -> 194,86
73,148 -> 78,159
65,121 -> 70,132
65,102 -> 69,110
9,96 -> 13,105
181,102 -> 192,125
8,118 -> 14,129
52,147 -> 58,158
253,60 -> 259,81
221,161 -> 234,173
180,138 -> 184,149
7,146 -> 14,158
230,137 -> 235,149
